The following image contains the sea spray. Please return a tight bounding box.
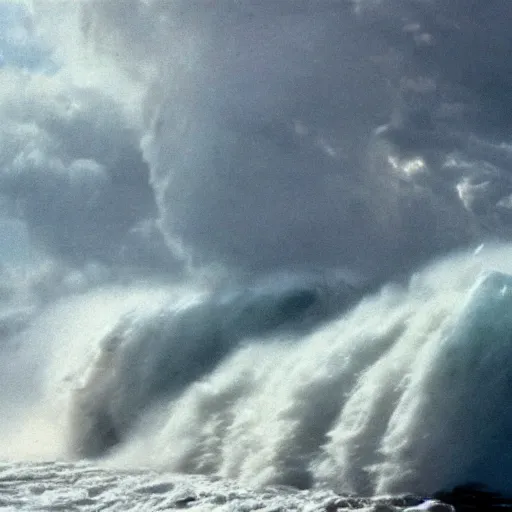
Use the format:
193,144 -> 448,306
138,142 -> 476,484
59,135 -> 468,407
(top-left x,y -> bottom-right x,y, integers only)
12,246 -> 501,495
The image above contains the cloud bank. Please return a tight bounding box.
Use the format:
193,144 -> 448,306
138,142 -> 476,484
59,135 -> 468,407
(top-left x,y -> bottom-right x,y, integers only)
4,0 -> 512,286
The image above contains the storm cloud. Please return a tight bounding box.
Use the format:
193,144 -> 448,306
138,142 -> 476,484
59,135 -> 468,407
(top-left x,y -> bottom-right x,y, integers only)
5,0 -> 512,283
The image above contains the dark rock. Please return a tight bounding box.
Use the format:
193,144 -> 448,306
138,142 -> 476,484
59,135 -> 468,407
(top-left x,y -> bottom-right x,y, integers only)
432,483 -> 512,511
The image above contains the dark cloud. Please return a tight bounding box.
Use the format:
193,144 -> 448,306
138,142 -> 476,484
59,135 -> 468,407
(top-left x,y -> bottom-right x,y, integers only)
11,0 -> 512,282
137,1 -> 469,277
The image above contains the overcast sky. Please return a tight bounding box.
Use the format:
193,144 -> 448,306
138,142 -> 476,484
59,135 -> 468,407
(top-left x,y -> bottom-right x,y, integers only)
2,0 -> 512,287
0,2 -> 37,263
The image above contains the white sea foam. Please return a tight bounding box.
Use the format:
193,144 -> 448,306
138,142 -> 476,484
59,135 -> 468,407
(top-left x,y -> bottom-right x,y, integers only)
1,246 -> 512,497
0,460 -> 423,511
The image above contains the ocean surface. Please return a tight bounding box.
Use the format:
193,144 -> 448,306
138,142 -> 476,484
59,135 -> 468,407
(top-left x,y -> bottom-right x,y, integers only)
3,1 -> 512,510
0,461 -> 434,511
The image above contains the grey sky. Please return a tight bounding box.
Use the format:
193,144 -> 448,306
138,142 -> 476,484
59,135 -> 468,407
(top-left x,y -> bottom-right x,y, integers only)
2,0 -> 512,284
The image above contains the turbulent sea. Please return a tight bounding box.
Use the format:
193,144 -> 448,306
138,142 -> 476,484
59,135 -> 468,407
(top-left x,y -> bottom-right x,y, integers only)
3,250 -> 512,511
4,1 -> 512,510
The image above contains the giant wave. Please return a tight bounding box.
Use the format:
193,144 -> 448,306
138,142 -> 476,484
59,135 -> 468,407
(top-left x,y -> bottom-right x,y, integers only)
2,247 -> 512,497
4,1 -> 512,507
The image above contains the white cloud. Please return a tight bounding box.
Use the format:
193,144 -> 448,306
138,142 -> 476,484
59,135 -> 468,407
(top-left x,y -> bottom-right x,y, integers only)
0,68 -> 173,271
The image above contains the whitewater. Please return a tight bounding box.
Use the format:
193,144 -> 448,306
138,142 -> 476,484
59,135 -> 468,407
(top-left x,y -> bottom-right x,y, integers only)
4,0 -> 512,510
0,246 -> 511,510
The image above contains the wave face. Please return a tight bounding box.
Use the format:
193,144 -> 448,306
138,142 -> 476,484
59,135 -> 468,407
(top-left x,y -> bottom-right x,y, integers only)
2,248 -> 512,497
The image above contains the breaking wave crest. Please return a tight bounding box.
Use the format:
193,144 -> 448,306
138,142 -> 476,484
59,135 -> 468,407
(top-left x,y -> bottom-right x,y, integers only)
4,247 -> 512,497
